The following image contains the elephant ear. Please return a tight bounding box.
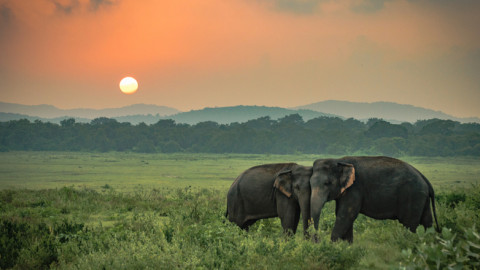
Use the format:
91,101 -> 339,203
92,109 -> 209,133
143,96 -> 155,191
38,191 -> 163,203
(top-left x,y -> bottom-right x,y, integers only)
338,162 -> 355,194
273,170 -> 293,198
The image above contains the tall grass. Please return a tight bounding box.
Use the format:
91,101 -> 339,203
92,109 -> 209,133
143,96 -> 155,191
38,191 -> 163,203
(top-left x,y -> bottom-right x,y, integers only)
1,185 -> 479,269
1,152 -> 479,269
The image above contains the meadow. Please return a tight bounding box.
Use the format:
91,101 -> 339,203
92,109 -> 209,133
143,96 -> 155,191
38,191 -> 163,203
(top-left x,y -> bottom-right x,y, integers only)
1,152 -> 479,269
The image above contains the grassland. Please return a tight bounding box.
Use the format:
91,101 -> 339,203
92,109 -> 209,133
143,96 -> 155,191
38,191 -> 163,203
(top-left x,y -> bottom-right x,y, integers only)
0,152 -> 322,191
1,152 -> 479,269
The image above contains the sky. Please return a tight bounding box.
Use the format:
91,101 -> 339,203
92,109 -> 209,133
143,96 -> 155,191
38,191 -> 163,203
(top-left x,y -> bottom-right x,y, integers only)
0,0 -> 479,118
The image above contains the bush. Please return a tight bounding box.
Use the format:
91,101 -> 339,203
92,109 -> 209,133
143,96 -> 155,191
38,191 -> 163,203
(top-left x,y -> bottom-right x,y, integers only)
401,226 -> 480,269
437,192 -> 467,208
0,220 -> 58,269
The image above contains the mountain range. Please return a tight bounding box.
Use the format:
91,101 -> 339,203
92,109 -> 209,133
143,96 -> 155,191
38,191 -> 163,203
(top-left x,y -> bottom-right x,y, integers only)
164,106 -> 336,125
0,101 -> 478,125
294,100 -> 480,123
0,102 -> 179,119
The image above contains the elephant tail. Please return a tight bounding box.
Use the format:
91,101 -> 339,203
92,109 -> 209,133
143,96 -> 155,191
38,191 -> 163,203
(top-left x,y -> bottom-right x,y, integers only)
429,186 -> 441,233
419,171 -> 441,233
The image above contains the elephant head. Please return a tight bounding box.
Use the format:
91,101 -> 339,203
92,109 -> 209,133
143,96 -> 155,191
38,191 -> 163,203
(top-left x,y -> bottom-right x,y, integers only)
274,165 -> 312,234
310,159 -> 355,230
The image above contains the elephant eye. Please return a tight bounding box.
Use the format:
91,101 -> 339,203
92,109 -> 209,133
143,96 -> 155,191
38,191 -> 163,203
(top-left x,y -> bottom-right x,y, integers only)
324,180 -> 332,186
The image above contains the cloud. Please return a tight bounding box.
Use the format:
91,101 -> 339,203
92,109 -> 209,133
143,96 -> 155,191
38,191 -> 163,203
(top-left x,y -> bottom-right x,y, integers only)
89,0 -> 114,11
51,0 -> 115,14
351,0 -> 479,14
408,0 -> 476,5
0,3 -> 16,41
350,0 -> 392,13
253,0 -> 324,14
52,0 -> 79,14
274,0 -> 323,14
0,3 -> 13,24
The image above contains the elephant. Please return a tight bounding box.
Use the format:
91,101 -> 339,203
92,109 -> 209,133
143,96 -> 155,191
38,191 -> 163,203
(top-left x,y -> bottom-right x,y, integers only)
226,163 -> 312,235
309,156 -> 440,243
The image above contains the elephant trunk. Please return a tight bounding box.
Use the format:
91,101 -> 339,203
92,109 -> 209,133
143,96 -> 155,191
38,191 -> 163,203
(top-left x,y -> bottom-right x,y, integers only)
310,187 -> 328,231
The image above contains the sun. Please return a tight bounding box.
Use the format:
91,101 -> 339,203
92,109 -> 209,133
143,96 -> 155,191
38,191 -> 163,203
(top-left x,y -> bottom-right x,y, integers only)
119,77 -> 138,94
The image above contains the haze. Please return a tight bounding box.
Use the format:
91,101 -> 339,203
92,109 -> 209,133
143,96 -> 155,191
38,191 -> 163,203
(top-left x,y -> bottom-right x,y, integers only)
0,0 -> 479,118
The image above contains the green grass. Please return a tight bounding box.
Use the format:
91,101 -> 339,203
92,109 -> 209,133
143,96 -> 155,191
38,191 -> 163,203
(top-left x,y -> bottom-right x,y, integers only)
0,152 -> 322,191
0,152 -> 479,269
1,152 -> 478,191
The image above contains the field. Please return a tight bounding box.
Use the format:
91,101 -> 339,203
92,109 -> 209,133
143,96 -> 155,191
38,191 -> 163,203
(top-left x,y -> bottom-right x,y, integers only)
1,152 -> 479,269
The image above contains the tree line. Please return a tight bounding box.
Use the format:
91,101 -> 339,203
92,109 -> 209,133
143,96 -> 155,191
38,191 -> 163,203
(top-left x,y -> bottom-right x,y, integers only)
1,115 -> 479,156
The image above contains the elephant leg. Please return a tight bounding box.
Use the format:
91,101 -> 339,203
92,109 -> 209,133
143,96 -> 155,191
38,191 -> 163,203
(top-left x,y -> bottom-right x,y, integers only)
331,199 -> 360,242
277,198 -> 300,235
241,219 -> 257,231
342,224 -> 354,243
280,205 -> 300,235
398,193 -> 427,232
283,207 -> 300,235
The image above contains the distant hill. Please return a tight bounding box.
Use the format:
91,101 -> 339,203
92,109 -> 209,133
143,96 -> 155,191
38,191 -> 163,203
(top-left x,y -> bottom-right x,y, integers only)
0,112 -> 94,123
2,100 -> 478,125
295,100 -> 480,123
0,103 -> 336,125
0,112 -> 160,125
0,112 -> 176,125
164,106 -> 337,125
0,102 -> 179,119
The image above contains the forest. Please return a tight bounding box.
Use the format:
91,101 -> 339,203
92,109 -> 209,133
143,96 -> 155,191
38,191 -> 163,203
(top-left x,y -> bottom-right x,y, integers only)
1,115 -> 480,156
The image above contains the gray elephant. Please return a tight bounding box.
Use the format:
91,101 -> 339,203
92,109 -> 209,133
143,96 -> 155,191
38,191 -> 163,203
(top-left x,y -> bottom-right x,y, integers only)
310,156 -> 440,243
226,163 -> 312,234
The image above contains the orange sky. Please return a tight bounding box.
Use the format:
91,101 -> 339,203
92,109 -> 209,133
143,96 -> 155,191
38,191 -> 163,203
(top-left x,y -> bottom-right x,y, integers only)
1,0 -> 479,117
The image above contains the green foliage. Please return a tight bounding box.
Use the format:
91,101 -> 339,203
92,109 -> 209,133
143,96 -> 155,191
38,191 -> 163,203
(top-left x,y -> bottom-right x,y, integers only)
401,186 -> 480,269
365,120 -> 408,139
401,226 -> 480,269
433,186 -> 480,233
0,219 -> 61,269
1,116 -> 479,155
437,192 -> 466,208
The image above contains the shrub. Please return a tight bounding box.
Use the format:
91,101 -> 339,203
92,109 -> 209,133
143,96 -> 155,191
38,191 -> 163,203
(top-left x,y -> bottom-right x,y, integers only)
0,220 -> 30,269
401,226 -> 480,269
437,191 -> 466,208
0,220 -> 58,269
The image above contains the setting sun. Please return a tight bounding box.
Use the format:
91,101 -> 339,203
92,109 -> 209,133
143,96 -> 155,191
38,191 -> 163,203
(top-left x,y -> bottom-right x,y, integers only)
119,77 -> 138,94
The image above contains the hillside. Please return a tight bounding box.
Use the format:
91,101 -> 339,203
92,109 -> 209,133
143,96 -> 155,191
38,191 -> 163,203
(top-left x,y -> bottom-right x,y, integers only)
0,102 -> 179,119
0,112 -> 91,124
295,100 -> 480,123
0,112 -> 174,125
1,100 -> 479,125
164,106 -> 337,125
0,104 -> 337,125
